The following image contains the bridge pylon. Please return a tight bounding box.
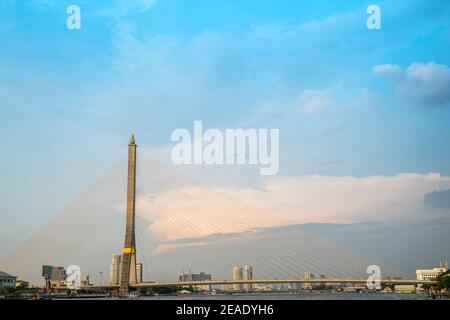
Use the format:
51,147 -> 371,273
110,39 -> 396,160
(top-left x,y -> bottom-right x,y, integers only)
119,134 -> 138,295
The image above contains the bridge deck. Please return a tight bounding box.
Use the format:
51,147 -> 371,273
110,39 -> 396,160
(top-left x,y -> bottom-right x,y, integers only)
82,278 -> 436,290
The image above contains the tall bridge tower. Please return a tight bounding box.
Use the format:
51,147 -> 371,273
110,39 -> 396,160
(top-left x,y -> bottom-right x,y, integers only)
119,134 -> 138,294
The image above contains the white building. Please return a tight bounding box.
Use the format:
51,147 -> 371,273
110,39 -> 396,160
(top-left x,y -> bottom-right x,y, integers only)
0,271 -> 17,288
136,263 -> 143,284
232,266 -> 243,291
109,254 -> 122,285
109,254 -> 144,285
416,261 -> 448,281
243,265 -> 253,290
303,271 -> 314,290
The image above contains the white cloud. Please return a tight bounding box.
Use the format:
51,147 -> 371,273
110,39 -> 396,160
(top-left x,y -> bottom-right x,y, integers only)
296,89 -> 332,115
372,64 -> 403,78
125,161 -> 450,243
133,0 -> 157,12
374,61 -> 450,106
134,185 -> 283,243
96,0 -> 157,17
218,173 -> 450,224
30,0 -> 55,9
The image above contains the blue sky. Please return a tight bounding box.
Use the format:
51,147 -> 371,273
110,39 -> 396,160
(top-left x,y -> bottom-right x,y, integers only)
1,0 -> 450,253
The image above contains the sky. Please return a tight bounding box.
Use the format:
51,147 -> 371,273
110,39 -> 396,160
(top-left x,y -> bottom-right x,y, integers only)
1,0 -> 450,264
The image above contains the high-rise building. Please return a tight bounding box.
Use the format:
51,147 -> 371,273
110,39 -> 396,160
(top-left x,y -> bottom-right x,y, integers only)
110,253 -> 143,286
136,263 -> 143,284
304,271 -> 314,290
179,271 -> 212,291
51,266 -> 66,282
109,254 -> 122,285
81,275 -> 91,287
232,266 -> 243,291
243,265 -> 253,290
42,265 -> 66,288
179,271 -> 212,282
304,271 -> 313,280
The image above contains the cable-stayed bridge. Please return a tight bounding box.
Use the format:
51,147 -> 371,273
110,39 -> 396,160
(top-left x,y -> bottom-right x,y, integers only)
0,136 -> 434,292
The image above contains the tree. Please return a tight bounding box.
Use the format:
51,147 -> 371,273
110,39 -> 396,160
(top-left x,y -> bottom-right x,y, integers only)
0,287 -> 15,297
437,271 -> 450,291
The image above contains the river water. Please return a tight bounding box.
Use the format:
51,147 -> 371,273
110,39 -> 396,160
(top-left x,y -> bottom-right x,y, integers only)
83,293 -> 434,300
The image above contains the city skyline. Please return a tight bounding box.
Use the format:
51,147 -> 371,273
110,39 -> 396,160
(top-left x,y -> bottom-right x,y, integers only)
0,138 -> 444,286
0,136 -> 447,301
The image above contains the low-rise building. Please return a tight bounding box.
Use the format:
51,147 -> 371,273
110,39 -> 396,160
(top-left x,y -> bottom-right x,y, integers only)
416,261 -> 448,281
394,285 -> 415,293
16,280 -> 29,289
0,271 -> 17,288
255,284 -> 274,291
